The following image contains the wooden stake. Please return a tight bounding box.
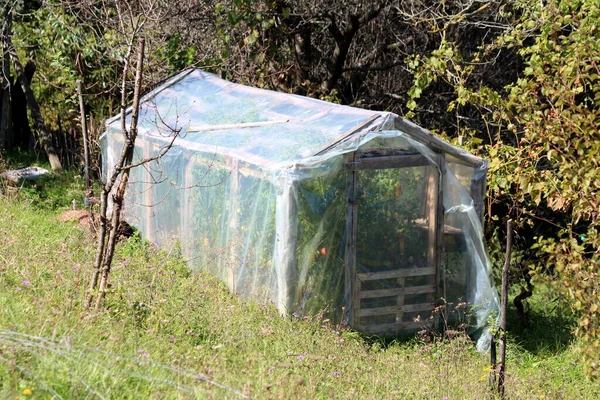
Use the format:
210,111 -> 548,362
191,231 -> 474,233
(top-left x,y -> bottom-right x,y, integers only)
77,80 -> 93,197
498,218 -> 513,399
95,37 -> 145,310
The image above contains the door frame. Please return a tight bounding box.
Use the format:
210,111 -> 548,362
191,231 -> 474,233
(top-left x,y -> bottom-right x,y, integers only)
343,149 -> 445,333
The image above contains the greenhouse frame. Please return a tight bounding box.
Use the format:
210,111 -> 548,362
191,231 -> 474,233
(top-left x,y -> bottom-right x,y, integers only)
101,68 -> 499,349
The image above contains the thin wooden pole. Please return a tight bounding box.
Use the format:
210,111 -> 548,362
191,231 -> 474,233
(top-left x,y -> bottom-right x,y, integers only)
498,218 -> 513,399
95,37 -> 145,310
77,80 -> 93,197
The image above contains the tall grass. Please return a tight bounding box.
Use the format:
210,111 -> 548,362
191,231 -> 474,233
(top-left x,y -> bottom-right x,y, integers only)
0,171 -> 598,399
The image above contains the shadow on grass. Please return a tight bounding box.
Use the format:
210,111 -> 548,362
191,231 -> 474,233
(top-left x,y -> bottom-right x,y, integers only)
0,148 -> 48,169
351,296 -> 576,357
505,303 -> 576,356
1,149 -> 86,211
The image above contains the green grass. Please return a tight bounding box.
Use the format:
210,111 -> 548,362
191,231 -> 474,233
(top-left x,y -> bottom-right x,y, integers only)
0,171 -> 598,399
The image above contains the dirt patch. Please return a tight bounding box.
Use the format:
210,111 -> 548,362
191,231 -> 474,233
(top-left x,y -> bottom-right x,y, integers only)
58,209 -> 94,231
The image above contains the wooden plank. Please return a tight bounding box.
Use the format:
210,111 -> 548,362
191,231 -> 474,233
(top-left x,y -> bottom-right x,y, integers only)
356,148 -> 420,158
357,266 -> 436,281
396,276 -> 405,323
188,119 -> 289,132
359,302 -> 435,317
344,154 -> 429,170
344,152 -> 359,327
312,114 -> 381,157
274,176 -> 299,315
227,159 -> 240,293
425,161 -> 438,316
358,285 -> 436,299
435,155 -> 446,331
144,139 -> 155,243
359,321 -> 430,334
412,218 -> 463,235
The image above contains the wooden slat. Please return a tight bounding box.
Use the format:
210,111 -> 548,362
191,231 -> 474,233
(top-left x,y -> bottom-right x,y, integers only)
359,302 -> 434,317
358,321 -> 431,334
344,152 -> 359,327
188,119 -> 289,132
344,154 -> 429,171
358,285 -> 435,299
357,266 -> 435,281
435,155 -> 446,331
356,148 -> 420,158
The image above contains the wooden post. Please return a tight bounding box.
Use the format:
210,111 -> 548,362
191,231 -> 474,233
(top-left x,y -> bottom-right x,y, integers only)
227,159 -> 240,293
470,170 -> 487,224
427,155 -> 445,331
344,152 -> 359,328
490,336 -> 497,386
143,140 -> 155,243
77,80 -> 93,197
274,173 -> 299,315
498,218 -> 513,399
1,6 -> 12,149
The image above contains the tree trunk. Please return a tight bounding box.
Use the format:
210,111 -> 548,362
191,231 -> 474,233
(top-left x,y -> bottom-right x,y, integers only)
93,37 -> 145,310
7,31 -> 62,171
0,6 -> 12,149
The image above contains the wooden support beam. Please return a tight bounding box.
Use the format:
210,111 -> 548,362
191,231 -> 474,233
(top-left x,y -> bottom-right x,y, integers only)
358,285 -> 436,299
359,320 -> 429,334
227,159 -> 240,293
345,154 -> 429,170
188,119 -> 289,132
344,152 -> 359,327
312,114 -> 381,157
434,156 -> 446,330
394,118 -> 484,168
274,175 -> 299,315
357,266 -> 436,281
359,302 -> 435,317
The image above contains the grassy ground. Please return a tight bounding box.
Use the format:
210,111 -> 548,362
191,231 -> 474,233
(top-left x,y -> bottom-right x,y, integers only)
0,166 -> 598,399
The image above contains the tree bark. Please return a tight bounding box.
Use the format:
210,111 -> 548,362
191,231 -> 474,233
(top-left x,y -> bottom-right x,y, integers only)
94,37 -> 145,310
0,6 -> 12,149
7,31 -> 63,171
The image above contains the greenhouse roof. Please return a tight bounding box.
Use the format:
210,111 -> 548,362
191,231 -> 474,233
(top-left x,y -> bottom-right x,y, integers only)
106,68 -> 484,169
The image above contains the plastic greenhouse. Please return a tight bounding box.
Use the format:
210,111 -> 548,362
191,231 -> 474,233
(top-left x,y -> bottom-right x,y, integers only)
101,68 -> 499,348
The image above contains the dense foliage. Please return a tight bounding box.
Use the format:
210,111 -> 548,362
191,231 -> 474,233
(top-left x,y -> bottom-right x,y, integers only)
1,0 -> 598,378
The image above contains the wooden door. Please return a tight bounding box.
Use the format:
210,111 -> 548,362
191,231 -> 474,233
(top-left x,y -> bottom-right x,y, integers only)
344,150 -> 443,335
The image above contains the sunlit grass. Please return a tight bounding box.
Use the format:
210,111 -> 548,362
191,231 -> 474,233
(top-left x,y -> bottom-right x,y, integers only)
0,173 -> 598,399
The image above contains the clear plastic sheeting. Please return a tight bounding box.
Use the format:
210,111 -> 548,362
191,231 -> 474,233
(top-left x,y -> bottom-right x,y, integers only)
101,68 -> 499,350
